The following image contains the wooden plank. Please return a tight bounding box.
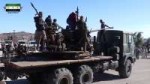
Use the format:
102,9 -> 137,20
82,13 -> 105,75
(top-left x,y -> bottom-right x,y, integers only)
27,51 -> 89,54
6,56 -> 112,69
25,51 -> 91,60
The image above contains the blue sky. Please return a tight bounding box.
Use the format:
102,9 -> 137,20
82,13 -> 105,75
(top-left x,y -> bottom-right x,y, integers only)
0,0 -> 150,38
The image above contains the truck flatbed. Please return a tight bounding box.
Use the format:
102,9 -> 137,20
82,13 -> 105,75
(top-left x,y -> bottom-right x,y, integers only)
5,56 -> 112,70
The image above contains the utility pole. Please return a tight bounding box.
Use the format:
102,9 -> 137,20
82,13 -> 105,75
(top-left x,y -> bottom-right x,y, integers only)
13,30 -> 16,43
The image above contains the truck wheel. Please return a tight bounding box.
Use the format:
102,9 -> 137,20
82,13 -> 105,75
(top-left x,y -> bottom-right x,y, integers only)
74,65 -> 93,84
47,68 -> 73,84
119,59 -> 132,78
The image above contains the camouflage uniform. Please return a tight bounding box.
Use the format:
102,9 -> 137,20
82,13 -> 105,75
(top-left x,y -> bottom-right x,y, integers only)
76,16 -> 89,50
34,12 -> 47,51
46,19 -> 59,47
45,15 -> 54,45
52,19 -> 59,31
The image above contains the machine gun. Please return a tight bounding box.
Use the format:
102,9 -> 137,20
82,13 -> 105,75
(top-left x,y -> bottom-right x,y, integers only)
89,26 -> 114,33
88,27 -> 114,35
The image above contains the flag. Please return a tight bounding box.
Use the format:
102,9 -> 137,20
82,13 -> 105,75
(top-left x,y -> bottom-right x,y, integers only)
5,3 -> 21,12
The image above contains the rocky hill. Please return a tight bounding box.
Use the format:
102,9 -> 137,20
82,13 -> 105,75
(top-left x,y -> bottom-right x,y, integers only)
0,31 -> 34,42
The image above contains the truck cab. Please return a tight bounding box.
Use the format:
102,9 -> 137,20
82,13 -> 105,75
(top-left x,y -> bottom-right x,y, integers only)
93,30 -> 136,77
94,30 -> 135,61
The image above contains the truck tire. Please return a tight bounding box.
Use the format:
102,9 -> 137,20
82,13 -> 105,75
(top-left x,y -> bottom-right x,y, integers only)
74,65 -> 93,84
47,68 -> 73,84
119,59 -> 132,78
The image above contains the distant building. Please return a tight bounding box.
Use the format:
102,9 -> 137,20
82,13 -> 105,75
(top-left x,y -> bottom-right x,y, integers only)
0,31 -> 34,42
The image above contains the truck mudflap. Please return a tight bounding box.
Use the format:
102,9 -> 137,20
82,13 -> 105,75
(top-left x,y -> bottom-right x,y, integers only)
5,56 -> 112,70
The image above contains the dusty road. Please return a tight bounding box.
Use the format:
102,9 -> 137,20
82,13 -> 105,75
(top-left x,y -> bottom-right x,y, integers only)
93,58 -> 150,84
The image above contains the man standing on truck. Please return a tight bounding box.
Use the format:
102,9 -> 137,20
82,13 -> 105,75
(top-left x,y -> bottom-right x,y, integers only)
52,19 -> 59,31
66,12 -> 78,30
99,19 -> 113,55
45,15 -> 54,46
99,19 -> 113,42
45,15 -> 52,27
77,16 -> 90,51
34,11 -> 47,51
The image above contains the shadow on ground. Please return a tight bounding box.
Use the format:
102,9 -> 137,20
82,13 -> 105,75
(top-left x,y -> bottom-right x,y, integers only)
94,72 -> 121,82
5,73 -> 121,84
6,79 -> 29,84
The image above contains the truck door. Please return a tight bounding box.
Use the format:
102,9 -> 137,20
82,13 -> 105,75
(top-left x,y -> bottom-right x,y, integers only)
128,34 -> 135,55
124,34 -> 135,56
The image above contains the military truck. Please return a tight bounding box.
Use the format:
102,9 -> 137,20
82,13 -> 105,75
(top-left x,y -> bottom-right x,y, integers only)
0,29 -> 135,84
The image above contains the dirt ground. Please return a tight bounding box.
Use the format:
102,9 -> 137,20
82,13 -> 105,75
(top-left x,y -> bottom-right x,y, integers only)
93,57 -> 150,84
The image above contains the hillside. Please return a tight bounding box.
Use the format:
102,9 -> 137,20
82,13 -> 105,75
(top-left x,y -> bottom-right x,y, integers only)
0,31 -> 34,42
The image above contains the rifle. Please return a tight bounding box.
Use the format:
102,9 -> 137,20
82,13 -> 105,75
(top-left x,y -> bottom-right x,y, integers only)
76,6 -> 79,21
51,23 -> 64,30
89,29 -> 100,33
89,27 -> 113,33
30,2 -> 38,14
108,27 -> 113,29
57,24 -> 64,30
85,17 -> 87,22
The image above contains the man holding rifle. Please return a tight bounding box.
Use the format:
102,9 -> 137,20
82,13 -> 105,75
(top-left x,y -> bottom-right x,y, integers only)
30,2 -> 47,51
34,11 -> 47,51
